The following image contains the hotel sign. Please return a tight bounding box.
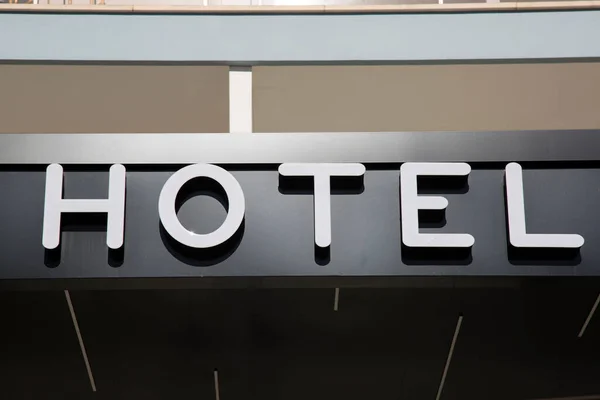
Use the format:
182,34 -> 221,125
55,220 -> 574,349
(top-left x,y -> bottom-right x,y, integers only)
0,131 -> 598,283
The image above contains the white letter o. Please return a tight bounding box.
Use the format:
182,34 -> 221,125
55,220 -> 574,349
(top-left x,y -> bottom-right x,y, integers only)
158,164 -> 245,249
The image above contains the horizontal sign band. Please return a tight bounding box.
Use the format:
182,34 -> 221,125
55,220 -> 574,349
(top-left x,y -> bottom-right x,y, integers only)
2,165 -> 598,280
0,131 -> 599,164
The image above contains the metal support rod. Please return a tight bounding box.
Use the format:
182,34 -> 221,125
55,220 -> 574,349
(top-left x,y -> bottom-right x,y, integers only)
578,293 -> 600,338
214,369 -> 221,400
65,290 -> 97,392
435,314 -> 463,400
333,288 -> 340,311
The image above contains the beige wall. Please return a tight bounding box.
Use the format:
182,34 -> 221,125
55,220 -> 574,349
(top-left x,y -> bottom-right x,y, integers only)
0,64 -> 229,133
253,63 -> 600,132
2,63 -> 599,134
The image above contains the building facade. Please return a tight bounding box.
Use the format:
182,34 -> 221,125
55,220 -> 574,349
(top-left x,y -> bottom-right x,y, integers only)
1,3 -> 600,399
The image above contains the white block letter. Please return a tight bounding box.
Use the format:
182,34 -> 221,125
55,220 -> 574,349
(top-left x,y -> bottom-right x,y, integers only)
505,162 -> 584,248
43,163 -> 126,250
278,163 -> 366,248
159,164 -> 245,249
400,162 -> 474,248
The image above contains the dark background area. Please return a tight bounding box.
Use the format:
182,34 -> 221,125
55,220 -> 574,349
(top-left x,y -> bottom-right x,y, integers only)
1,285 -> 599,400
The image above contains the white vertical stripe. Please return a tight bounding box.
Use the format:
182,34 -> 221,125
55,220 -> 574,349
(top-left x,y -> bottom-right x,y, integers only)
229,67 -> 253,134
436,314 -> 463,400
578,293 -> 600,338
65,290 -> 97,392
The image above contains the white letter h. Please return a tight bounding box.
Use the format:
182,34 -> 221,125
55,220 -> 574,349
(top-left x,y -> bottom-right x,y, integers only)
42,163 -> 126,250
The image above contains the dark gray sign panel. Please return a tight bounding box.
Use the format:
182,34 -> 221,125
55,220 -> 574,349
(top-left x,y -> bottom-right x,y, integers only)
0,132 -> 598,285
